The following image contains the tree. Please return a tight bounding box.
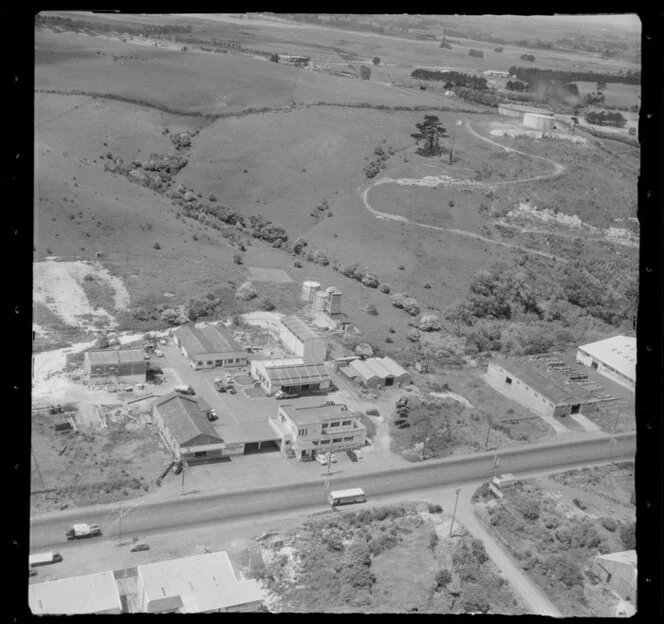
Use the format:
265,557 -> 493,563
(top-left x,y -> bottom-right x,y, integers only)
269,52 -> 279,63
619,522 -> 636,550
596,79 -> 607,92
372,56 -> 380,66
411,115 -> 448,157
360,65 -> 371,80
460,583 -> 490,613
436,568 -> 453,587
95,333 -> 110,349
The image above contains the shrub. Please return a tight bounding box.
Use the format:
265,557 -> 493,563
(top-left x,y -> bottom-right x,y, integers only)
313,249 -> 329,265
436,568 -> 452,587
600,517 -> 618,532
236,281 -> 258,301
233,253 -> 243,265
380,283 -> 391,294
428,503 -> 443,514
423,282 -> 432,289
366,303 -> 378,315
514,495 -> 540,520
619,522 -> 636,550
460,583 -> 490,613
398,265 -> 405,270
260,298 -> 276,311
418,314 -> 441,331
407,329 -> 420,342
153,242 -> 161,250
361,272 -> 379,288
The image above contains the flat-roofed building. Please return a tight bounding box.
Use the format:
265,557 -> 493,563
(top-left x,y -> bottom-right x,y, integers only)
576,335 -> 636,391
152,393 -> 224,464
251,359 -> 330,396
84,347 -> 146,382
486,354 -> 622,418
136,551 -> 264,613
216,421 -> 281,456
173,323 -> 248,370
270,403 -> 366,461
29,571 -> 122,615
279,315 -> 328,362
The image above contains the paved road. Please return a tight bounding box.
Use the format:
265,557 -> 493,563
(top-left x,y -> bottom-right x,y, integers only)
30,432 -> 635,550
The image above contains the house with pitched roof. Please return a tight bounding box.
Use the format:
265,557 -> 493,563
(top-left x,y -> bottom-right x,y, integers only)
152,393 -> 224,464
173,323 -> 247,370
84,347 -> 146,383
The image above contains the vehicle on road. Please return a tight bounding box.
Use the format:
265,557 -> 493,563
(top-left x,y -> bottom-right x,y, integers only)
328,488 -> 366,507
227,385 -> 237,395
172,460 -> 184,474
347,449 -> 358,462
130,542 -> 150,552
275,390 -> 299,400
29,551 -> 63,567
174,385 -> 195,395
65,523 -> 102,541
314,451 -> 329,465
206,409 -> 218,421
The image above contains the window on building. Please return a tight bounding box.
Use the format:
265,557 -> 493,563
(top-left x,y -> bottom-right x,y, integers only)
505,377 -> 512,385
197,361 -> 203,366
207,361 -> 213,366
332,438 -> 342,443
342,420 -> 352,426
329,422 -> 340,428
320,439 -> 330,445
343,436 -> 354,441
194,451 -> 207,457
321,423 -> 328,430
297,428 -> 308,437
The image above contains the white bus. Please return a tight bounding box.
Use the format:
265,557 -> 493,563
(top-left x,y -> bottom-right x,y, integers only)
328,488 -> 366,507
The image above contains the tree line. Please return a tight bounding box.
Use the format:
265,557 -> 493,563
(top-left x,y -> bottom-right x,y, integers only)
508,65 -> 640,86
35,14 -> 193,36
411,69 -> 488,90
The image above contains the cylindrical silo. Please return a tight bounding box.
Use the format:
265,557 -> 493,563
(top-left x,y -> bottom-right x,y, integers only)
313,291 -> 328,311
301,280 -> 321,302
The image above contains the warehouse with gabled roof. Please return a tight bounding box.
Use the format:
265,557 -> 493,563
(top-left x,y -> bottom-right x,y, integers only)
251,359 -> 330,396
346,357 -> 412,388
173,323 -> 248,370
576,335 -> 636,391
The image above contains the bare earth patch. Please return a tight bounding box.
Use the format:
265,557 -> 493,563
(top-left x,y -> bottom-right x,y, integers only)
247,266 -> 293,283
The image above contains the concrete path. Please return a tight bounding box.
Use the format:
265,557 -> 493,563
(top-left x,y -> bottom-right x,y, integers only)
454,488 -> 562,618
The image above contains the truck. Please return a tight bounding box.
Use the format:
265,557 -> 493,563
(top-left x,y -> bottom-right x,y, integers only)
65,523 -> 102,541
29,551 -> 63,567
174,385 -> 195,395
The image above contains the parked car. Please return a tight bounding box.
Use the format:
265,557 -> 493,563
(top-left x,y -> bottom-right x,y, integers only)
214,380 -> 227,392
314,451 -> 328,465
347,449 -> 358,462
275,391 -> 299,400
174,385 -> 195,395
172,460 -> 183,475
130,542 -> 150,552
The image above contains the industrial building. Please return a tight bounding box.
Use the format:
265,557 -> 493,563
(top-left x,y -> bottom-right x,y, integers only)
498,102 -> 554,122
591,550 -> 637,602
173,323 -> 248,370
279,315 -> 328,362
29,571 -> 123,615
484,70 -> 510,78
486,354 -> 623,418
522,112 -> 555,131
84,347 -> 146,383
269,403 -> 367,461
301,281 -> 343,316
152,393 -> 224,464
215,422 -> 281,456
343,357 -> 412,388
279,55 -> 310,66
136,551 -> 264,613
576,335 -> 636,391
251,359 -> 330,396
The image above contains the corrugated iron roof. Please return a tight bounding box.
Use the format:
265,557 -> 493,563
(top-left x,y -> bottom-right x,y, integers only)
263,362 -> 329,384
281,316 -> 322,341
174,324 -> 244,358
86,348 -> 144,366
217,422 -> 279,444
595,550 -> 637,567
379,357 -> 410,378
348,359 -> 380,380
154,393 -> 221,446
577,335 -> 636,382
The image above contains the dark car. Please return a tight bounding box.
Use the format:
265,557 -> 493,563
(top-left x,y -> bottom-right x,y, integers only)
347,449 -> 358,462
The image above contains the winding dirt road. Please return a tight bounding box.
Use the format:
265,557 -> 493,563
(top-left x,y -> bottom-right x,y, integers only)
360,121 -> 569,263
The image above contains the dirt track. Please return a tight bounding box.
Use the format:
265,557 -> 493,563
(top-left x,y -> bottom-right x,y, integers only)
360,120 -> 570,263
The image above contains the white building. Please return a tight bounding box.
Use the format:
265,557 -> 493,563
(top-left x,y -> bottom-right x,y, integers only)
29,572 -> 123,615
279,315 -> 328,362
576,335 -> 636,391
136,551 -> 264,613
523,112 -> 555,131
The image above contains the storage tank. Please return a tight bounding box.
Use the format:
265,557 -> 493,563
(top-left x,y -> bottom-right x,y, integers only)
301,280 -> 321,302
327,290 -> 342,315
313,291 -> 328,311
523,113 -> 555,132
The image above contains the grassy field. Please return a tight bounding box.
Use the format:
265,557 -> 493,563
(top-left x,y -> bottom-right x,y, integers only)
248,501 -> 526,614
575,81 -> 640,109
474,463 -> 635,617
30,410 -> 170,513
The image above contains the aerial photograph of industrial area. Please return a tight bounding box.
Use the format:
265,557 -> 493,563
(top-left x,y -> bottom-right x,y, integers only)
29,11 -> 645,617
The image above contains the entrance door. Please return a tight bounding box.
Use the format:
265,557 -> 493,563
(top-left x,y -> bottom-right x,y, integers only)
591,361 -> 599,370
570,404 -> 581,414
385,376 -> 394,387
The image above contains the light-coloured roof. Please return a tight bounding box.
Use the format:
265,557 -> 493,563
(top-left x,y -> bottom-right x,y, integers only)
137,551 -> 263,613
262,362 -> 329,385
348,359 -> 380,381
86,348 -> 144,366
217,422 -> 279,444
595,550 -> 637,567
281,315 -> 323,342
174,323 -> 244,358
577,335 -> 636,382
280,404 -> 350,426
154,393 -> 222,446
379,357 -> 410,379
256,358 -> 304,368
499,103 -> 554,115
29,572 -> 122,615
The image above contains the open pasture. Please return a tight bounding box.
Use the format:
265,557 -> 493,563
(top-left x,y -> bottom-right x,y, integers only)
575,81 -> 640,109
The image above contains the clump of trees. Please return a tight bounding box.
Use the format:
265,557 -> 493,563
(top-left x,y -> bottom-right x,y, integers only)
468,48 -> 484,58
585,110 -> 627,128
236,281 -> 258,301
411,69 -> 488,90
411,115 -> 448,157
391,293 -> 421,316
520,54 -> 536,62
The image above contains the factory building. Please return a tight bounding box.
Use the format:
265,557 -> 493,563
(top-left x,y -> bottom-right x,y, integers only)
279,55 -> 310,67
269,403 -> 367,461
344,357 -> 411,388
279,315 -> 328,362
576,335 -> 636,392
251,359 -> 330,396
84,348 -> 146,384
29,572 -> 123,615
173,323 -> 248,370
136,551 -> 264,613
486,353 -> 623,418
498,103 -> 554,122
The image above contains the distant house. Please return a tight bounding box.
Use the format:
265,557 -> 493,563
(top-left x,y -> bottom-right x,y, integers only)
498,103 -> 554,121
279,55 -> 311,67
84,348 -> 146,383
279,315 -> 328,362
29,572 -> 123,615
173,323 -> 248,370
136,551 -> 264,613
576,335 -> 636,392
250,359 -> 330,396
347,357 -> 411,388
591,550 -> 637,602
269,403 -> 366,461
152,393 -> 224,464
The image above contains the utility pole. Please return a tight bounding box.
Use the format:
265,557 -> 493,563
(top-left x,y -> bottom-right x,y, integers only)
448,488 -> 461,538
612,410 -> 620,434
484,414 -> 493,451
32,448 -> 45,489
180,458 -> 185,495
608,437 -> 616,461
118,503 -> 123,542
491,455 -> 500,481
421,413 -> 431,461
